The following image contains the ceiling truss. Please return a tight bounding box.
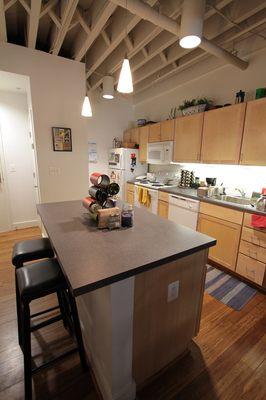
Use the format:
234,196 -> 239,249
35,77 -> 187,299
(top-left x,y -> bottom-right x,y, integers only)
0,0 -> 265,98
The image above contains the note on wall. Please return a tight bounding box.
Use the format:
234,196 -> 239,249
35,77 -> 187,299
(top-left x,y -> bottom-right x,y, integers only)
88,141 -> 97,163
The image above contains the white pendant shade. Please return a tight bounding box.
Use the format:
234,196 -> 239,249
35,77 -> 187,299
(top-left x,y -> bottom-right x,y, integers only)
117,58 -> 133,93
103,76 -> 114,99
179,0 -> 205,49
81,95 -> 92,117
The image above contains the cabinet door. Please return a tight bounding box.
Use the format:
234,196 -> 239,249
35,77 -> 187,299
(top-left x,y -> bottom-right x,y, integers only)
123,130 -> 131,143
173,113 -> 203,163
139,125 -> 149,162
127,190 -> 134,206
201,103 -> 246,164
160,120 -> 174,141
197,213 -> 241,270
240,98 -> 266,165
157,200 -> 169,219
149,123 -> 161,142
131,128 -> 139,145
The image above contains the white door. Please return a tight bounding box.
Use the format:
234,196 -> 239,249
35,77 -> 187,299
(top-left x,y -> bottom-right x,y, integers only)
0,131 -> 11,232
28,107 -> 40,204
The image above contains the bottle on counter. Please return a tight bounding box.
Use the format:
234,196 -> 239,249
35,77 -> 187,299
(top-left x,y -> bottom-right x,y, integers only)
256,188 -> 266,212
121,204 -> 134,228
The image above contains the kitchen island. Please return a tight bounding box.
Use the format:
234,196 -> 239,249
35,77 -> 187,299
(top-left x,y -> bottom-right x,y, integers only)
37,200 -> 216,400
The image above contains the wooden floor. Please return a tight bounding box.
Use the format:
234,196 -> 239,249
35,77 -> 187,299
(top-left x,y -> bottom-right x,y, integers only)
0,227 -> 265,400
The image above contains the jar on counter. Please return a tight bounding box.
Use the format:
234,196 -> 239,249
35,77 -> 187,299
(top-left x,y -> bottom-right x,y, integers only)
121,204 -> 134,227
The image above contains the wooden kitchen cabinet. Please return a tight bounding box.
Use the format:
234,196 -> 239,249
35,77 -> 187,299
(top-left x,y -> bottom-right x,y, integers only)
240,98 -> 266,165
123,128 -> 139,146
201,103 -> 246,164
160,119 -> 174,141
148,123 -> 161,142
173,113 -> 203,163
197,213 -> 241,271
236,253 -> 265,286
157,191 -> 169,219
126,183 -> 135,206
139,125 -> 149,162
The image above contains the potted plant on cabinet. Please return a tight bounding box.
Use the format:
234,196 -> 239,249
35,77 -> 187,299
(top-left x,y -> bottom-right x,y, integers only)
179,97 -> 212,116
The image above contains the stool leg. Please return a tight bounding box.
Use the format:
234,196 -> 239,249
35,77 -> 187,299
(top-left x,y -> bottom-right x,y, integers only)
15,275 -> 22,347
56,291 -> 68,329
68,292 -> 88,371
21,300 -> 32,400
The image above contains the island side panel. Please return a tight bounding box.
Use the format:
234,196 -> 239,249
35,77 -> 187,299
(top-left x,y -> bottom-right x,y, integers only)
132,249 -> 208,385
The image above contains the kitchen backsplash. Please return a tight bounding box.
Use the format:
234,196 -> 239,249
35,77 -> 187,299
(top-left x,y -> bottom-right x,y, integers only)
149,163 -> 266,197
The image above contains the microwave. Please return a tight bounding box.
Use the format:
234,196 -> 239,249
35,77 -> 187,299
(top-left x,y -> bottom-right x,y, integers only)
147,141 -> 173,164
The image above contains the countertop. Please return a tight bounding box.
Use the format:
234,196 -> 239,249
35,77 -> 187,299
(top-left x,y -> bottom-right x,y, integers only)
128,181 -> 266,216
37,200 -> 216,296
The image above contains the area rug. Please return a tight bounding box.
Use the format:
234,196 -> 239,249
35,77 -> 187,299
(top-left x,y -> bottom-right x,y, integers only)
205,265 -> 257,311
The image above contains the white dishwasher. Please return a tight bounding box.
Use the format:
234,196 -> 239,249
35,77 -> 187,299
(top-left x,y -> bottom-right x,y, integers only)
168,195 -> 199,230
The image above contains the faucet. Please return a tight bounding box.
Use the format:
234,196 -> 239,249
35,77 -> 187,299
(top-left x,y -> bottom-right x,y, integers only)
235,188 -> 246,198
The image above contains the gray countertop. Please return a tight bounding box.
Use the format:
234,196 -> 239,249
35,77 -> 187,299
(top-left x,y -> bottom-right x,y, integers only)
128,181 -> 266,216
37,200 -> 216,296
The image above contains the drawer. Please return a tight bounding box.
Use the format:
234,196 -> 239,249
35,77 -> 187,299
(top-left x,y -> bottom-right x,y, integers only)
199,202 -> 243,225
127,183 -> 135,193
239,240 -> 266,263
243,212 -> 266,231
236,253 -> 265,286
158,191 -> 169,202
241,227 -> 266,248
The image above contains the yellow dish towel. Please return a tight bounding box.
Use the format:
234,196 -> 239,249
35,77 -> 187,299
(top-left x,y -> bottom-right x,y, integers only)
142,188 -> 151,207
138,187 -> 143,203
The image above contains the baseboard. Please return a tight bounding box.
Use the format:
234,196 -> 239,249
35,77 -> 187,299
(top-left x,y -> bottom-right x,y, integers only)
12,219 -> 40,229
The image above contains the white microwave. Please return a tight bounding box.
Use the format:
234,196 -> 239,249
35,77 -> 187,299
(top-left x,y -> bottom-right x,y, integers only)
147,141 -> 173,164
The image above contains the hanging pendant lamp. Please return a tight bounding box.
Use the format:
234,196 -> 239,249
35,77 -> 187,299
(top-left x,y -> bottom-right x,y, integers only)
179,0 -> 205,49
81,95 -> 92,117
117,58 -> 133,93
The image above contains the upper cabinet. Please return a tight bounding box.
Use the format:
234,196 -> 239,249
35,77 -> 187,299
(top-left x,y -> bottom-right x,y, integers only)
201,103 -> 246,164
173,113 -> 204,163
123,128 -> 139,146
160,120 -> 174,141
240,98 -> 266,166
148,123 -> 161,142
139,125 -> 149,162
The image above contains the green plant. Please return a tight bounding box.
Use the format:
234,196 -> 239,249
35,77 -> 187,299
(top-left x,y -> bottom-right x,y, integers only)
178,97 -> 212,110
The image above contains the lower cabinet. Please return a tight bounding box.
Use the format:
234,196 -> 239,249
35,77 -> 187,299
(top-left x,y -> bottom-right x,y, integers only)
197,213 -> 241,271
236,253 -> 265,286
157,200 -> 169,219
126,183 -> 135,206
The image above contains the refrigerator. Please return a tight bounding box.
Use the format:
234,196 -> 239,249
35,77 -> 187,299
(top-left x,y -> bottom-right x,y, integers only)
108,148 -> 147,200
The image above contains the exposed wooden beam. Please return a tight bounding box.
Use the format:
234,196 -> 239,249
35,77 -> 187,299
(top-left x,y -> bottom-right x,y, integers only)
49,9 -> 61,29
101,30 -> 111,46
73,0 -> 117,61
109,0 -> 248,70
85,0 -> 157,79
40,0 -> 58,19
27,0 -> 42,48
51,0 -> 79,55
76,8 -> 91,35
4,0 -> 17,12
0,0 -> 7,41
19,0 -> 30,14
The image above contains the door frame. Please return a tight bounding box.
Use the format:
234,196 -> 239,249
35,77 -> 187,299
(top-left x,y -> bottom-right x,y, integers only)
0,123 -> 12,232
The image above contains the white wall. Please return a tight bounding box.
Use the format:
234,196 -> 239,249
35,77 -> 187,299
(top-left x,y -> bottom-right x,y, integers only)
88,93 -> 134,176
134,47 -> 266,120
0,90 -> 38,228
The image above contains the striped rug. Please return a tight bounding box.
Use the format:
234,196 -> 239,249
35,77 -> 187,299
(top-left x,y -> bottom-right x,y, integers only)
205,265 -> 257,311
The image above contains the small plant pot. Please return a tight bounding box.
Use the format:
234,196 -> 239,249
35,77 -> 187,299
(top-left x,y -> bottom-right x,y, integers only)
182,104 -> 207,116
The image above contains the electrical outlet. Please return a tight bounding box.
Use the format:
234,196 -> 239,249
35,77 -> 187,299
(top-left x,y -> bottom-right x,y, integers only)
167,280 -> 179,302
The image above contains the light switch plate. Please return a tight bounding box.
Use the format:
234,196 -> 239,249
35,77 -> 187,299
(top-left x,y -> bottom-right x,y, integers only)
167,280 -> 179,302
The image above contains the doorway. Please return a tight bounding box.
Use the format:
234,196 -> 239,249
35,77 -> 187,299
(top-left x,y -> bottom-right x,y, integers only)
0,71 -> 40,233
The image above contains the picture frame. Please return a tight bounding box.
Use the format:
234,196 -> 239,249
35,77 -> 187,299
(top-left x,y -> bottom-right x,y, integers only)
52,127 -> 72,152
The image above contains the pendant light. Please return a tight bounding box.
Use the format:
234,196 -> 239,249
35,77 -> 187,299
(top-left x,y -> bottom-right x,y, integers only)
117,1 -> 133,94
81,51 -> 92,117
117,58 -> 133,93
81,95 -> 92,117
102,76 -> 114,99
179,0 -> 205,49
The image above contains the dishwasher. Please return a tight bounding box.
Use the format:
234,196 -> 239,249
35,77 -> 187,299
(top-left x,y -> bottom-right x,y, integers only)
168,195 -> 200,230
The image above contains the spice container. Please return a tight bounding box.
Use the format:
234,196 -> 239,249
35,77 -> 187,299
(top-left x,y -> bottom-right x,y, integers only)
107,212 -> 121,230
121,204 -> 134,227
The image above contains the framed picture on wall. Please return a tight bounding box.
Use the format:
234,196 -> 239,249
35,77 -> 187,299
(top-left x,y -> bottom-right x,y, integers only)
52,127 -> 72,151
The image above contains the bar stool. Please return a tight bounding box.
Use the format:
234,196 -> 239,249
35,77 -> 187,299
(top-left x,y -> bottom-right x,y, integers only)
16,258 -> 88,400
12,238 -> 67,345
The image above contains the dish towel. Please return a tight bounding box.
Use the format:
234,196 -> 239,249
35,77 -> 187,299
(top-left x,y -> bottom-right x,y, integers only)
251,214 -> 266,228
137,187 -> 143,203
142,189 -> 151,207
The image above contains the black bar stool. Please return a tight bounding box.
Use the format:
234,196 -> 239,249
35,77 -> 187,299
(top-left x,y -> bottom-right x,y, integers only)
16,258 -> 88,400
12,238 -> 67,345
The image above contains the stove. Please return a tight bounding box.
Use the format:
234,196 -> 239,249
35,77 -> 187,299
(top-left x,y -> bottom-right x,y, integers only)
135,180 -> 176,190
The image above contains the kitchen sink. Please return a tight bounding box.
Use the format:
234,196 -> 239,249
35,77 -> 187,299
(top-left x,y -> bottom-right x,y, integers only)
211,195 -> 253,206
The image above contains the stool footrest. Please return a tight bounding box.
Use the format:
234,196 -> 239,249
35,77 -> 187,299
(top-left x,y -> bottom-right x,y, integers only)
30,314 -> 62,332
31,305 -> 60,319
32,347 -> 78,374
